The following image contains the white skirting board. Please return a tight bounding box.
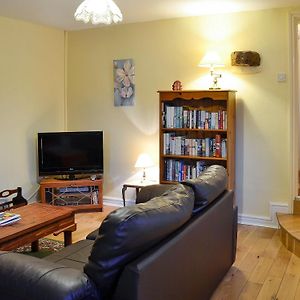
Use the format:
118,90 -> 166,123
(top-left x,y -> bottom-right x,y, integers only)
238,202 -> 290,229
103,196 -> 133,207
26,186 -> 40,203
105,197 -> 290,229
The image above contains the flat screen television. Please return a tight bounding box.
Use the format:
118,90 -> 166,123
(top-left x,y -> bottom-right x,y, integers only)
38,131 -> 103,179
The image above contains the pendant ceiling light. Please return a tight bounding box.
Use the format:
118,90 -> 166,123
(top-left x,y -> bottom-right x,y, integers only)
74,0 -> 123,25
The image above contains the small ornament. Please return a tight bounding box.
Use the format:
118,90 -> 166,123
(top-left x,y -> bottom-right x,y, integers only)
172,80 -> 182,91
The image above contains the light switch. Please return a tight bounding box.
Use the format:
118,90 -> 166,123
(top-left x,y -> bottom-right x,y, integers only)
277,72 -> 287,82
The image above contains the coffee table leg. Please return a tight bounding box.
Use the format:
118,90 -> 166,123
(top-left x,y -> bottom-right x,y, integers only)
31,240 -> 39,252
64,231 -> 72,247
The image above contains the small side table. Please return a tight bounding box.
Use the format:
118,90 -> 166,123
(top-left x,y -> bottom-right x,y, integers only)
122,180 -> 158,206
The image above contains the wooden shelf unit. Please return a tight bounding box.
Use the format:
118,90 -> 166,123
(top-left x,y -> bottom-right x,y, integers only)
40,178 -> 103,212
158,90 -> 236,190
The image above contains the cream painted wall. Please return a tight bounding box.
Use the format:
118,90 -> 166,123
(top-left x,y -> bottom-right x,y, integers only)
0,17 -> 65,198
67,7 -> 296,218
298,24 -> 300,170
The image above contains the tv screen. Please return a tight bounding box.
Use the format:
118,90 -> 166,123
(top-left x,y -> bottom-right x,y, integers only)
38,131 -> 103,178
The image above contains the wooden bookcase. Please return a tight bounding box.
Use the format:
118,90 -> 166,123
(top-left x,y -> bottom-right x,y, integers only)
39,178 -> 103,212
158,90 -> 236,190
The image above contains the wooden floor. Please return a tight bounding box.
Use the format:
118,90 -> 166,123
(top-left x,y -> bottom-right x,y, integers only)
49,207 -> 300,300
47,205 -> 116,243
212,224 -> 300,300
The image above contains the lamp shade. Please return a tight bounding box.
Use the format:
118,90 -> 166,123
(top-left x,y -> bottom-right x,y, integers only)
134,153 -> 153,168
199,51 -> 225,68
74,0 -> 123,25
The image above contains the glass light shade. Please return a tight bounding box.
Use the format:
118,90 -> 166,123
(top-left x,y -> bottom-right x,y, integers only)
74,0 -> 123,25
134,153 -> 153,169
198,51 -> 225,68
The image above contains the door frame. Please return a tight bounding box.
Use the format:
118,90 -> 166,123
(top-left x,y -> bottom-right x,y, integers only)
290,12 -> 300,210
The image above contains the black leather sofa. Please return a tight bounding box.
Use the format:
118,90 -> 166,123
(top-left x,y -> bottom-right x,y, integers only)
0,165 -> 237,300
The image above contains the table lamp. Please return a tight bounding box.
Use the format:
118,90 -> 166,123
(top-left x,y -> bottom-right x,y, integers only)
199,51 -> 225,89
135,153 -> 153,182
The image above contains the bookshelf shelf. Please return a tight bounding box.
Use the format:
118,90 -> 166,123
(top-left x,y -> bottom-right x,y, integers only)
158,90 -> 236,189
162,155 -> 227,161
161,128 -> 227,133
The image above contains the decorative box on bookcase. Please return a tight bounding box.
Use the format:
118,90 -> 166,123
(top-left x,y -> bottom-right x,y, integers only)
158,90 -> 236,190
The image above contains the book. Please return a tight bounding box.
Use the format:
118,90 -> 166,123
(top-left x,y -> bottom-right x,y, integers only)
91,191 -> 98,204
215,134 -> 221,158
0,212 -> 21,226
221,139 -> 227,158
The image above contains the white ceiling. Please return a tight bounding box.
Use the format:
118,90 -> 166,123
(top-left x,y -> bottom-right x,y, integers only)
0,0 -> 299,31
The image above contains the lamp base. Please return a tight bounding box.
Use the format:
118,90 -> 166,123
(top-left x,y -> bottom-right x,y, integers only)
139,168 -> 146,183
209,72 -> 222,90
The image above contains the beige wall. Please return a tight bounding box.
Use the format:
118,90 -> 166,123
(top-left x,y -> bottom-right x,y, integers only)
67,7 -> 296,218
0,7 -> 295,219
0,17 -> 65,198
298,24 -> 300,170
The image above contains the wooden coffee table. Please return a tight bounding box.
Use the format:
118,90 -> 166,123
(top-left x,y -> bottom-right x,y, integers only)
0,203 -> 76,251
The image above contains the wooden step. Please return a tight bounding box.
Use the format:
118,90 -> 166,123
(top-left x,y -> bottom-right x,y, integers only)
277,213 -> 300,257
294,199 -> 300,214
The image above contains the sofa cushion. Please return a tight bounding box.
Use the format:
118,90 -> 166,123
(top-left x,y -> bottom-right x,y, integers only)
85,184 -> 178,241
181,165 -> 227,210
84,183 -> 194,300
45,239 -> 94,270
0,251 -> 99,300
136,183 -> 176,204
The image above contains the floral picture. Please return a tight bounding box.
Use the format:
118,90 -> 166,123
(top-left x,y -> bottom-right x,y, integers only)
113,59 -> 135,106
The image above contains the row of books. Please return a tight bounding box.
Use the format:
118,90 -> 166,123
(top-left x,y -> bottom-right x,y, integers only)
164,159 -> 209,182
0,211 -> 21,226
162,105 -> 227,130
57,186 -> 90,193
163,133 -> 227,158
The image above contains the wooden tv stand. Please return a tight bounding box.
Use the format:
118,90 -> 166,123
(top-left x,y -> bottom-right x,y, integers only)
40,178 -> 103,212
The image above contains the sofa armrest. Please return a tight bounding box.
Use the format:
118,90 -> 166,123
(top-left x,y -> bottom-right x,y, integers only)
0,251 -> 100,300
86,228 -> 99,240
136,184 -> 176,203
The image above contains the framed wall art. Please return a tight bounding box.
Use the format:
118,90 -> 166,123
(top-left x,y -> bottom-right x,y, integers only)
113,59 -> 135,106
